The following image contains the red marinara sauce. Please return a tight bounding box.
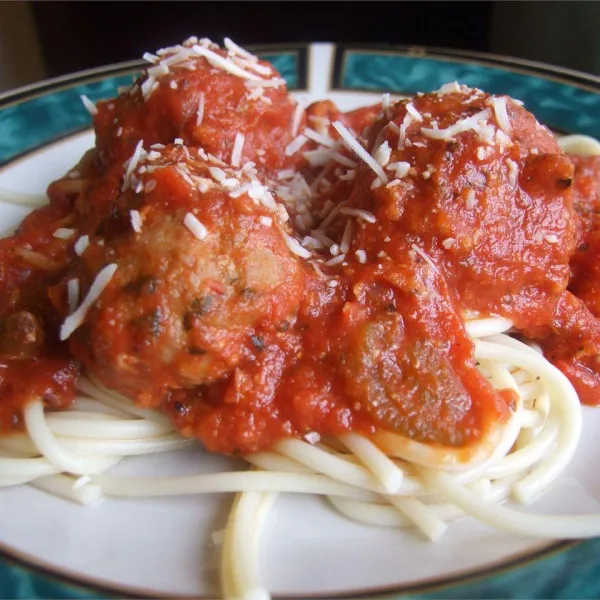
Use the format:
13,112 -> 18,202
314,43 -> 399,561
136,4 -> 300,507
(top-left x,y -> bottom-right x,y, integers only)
535,155 -> 600,406
1,42 -> 599,455
0,188 -> 80,433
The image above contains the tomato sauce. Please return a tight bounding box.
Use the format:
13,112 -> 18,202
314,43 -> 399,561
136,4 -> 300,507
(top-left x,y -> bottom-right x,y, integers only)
0,183 -> 80,433
0,42 -> 598,454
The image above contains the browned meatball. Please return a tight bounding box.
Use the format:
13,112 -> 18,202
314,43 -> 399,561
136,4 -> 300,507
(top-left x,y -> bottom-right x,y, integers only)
340,85 -> 576,329
92,39 -> 305,176
67,146 -> 307,405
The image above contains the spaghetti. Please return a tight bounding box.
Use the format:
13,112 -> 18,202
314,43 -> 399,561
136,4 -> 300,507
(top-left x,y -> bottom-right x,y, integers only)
0,37 -> 599,600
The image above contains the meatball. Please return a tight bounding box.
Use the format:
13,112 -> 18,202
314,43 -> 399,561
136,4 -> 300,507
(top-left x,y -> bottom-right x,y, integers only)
67,147 -> 307,405
312,86 -> 579,452
92,39 -> 304,176
342,85 -> 577,329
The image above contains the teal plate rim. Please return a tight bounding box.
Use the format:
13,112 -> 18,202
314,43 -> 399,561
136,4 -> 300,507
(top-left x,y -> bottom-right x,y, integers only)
0,538 -> 582,599
0,42 -> 599,599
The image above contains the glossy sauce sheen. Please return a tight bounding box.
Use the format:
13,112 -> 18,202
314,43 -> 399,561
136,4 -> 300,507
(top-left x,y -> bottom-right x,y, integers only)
0,43 -> 599,454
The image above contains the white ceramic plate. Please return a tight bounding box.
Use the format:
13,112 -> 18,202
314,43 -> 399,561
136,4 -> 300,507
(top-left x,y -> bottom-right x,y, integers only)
1,43 -> 600,599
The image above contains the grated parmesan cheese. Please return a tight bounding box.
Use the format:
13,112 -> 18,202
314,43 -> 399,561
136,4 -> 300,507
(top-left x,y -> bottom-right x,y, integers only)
333,121 -> 388,183
421,109 -> 494,144
491,96 -> 512,134
223,37 -> 254,60
291,102 -> 304,137
196,93 -> 205,126
231,133 -> 245,167
142,52 -> 159,63
237,60 -> 271,76
245,78 -> 285,89
465,189 -> 477,209
304,127 -> 336,148
122,141 -> 146,191
325,254 -> 346,266
437,81 -> 463,95
304,431 -> 321,444
411,244 -> 440,274
148,62 -> 169,78
67,278 -> 80,313
184,213 -> 209,240
283,232 -> 311,258
387,161 -> 410,179
130,210 -> 143,233
495,129 -> 513,148
341,207 -> 377,224
373,141 -> 392,167
74,235 -> 90,256
355,249 -> 367,264
53,228 -> 75,240
332,153 -> 358,168
60,264 -> 118,340
339,219 -> 354,254
141,76 -> 157,99
276,169 -> 296,181
506,158 -> 519,188
191,45 -> 261,80
285,135 -> 308,156
303,148 -> 335,167
301,236 -> 323,250
405,102 -> 423,122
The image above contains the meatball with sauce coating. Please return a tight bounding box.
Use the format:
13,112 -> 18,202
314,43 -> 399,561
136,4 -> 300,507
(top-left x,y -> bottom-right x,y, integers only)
67,146 -> 307,406
92,38 -> 305,176
343,85 -> 577,330
315,85 -> 578,458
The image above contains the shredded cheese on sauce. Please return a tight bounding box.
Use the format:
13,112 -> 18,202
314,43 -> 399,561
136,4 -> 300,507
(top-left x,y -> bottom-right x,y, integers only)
437,81 -> 463,95
421,110 -> 493,143
506,158 -> 519,188
340,207 -> 377,224
53,228 -> 75,240
122,141 -> 146,191
196,93 -> 205,126
191,45 -> 262,80
183,213 -> 209,240
291,102 -> 304,138
373,141 -> 392,167
285,135 -> 308,156
333,121 -> 388,183
67,278 -> 80,313
283,233 -> 311,258
231,133 -> 245,167
74,235 -> 90,257
465,189 -> 477,210
130,210 -> 143,233
411,244 -> 440,274
491,97 -> 512,134
60,264 -> 118,341
304,128 -> 336,148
